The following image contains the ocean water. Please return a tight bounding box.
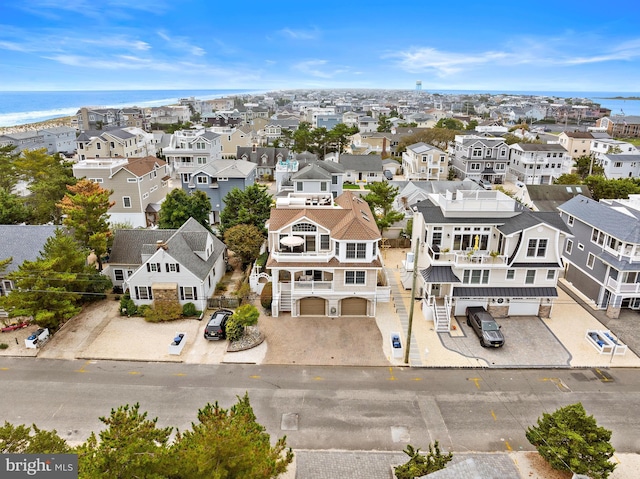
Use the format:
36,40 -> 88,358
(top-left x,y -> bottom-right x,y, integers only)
432,90 -> 640,117
0,89 -> 257,127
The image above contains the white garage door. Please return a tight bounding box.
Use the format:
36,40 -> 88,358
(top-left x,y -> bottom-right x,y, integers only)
508,298 -> 539,316
299,297 -> 326,316
454,299 -> 488,316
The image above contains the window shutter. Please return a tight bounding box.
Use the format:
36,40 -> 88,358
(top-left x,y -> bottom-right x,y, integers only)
134,286 -> 139,300
146,264 -> 150,272
165,264 -> 169,272
179,287 -> 184,300
176,264 -> 180,273
156,263 -> 160,272
149,287 -> 153,300
194,288 -> 197,300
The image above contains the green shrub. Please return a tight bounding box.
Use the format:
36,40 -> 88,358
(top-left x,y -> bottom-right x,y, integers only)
120,294 -> 138,316
0,343 -> 9,350
255,252 -> 268,268
260,282 -> 273,310
182,302 -> 197,317
225,317 -> 244,342
143,301 -> 183,323
215,281 -> 227,294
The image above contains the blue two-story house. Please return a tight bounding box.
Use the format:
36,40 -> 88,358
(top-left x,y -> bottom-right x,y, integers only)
183,159 -> 257,224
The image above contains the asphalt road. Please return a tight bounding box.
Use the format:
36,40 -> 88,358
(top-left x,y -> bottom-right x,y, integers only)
1,358 -> 639,453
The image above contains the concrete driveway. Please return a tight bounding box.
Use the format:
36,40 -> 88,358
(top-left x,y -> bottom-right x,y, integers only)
441,316 -> 572,368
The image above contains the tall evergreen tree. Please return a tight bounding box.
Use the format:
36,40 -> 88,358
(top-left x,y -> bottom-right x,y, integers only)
58,179 -> 114,271
220,184 -> 272,235
363,181 -> 405,233
158,188 -> 211,230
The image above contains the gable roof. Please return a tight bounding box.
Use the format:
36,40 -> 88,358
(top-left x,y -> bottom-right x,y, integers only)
338,154 -> 383,171
109,218 -> 225,280
193,159 -> 256,178
123,156 -> 167,177
0,225 -> 58,274
558,195 -> 640,242
527,184 -> 592,212
414,195 -> 571,236
269,192 -> 380,241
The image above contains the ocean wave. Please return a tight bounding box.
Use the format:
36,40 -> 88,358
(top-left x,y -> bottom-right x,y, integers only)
0,107 -> 79,127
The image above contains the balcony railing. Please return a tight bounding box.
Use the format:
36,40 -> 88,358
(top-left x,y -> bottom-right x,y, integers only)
271,251 -> 334,262
606,277 -> 640,295
602,245 -> 640,264
292,280 -> 333,292
428,247 -> 507,266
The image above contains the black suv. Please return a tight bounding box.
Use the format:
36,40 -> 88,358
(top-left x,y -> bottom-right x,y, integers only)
465,306 -> 505,348
203,309 -> 233,340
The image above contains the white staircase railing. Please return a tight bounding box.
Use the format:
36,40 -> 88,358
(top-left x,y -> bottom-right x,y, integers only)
432,295 -> 452,332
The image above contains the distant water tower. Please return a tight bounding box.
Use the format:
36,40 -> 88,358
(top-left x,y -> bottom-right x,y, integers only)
416,81 -> 422,92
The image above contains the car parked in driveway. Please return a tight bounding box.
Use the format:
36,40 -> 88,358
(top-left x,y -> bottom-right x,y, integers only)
383,170 -> 393,180
203,309 -> 233,340
465,306 -> 505,348
477,179 -> 493,190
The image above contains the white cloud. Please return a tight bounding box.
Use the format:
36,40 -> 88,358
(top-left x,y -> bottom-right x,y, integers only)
278,28 -> 319,40
157,31 -> 206,56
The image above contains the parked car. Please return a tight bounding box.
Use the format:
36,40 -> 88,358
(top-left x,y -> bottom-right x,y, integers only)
465,306 -> 505,348
203,309 -> 233,340
383,170 -> 393,180
478,179 -> 492,190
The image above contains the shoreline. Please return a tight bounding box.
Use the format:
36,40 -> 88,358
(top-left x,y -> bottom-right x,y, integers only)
0,116 -> 75,135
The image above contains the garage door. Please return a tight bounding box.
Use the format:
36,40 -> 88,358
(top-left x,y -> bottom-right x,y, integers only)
508,298 -> 539,316
454,299 -> 487,316
341,297 -> 368,316
299,297 -> 326,316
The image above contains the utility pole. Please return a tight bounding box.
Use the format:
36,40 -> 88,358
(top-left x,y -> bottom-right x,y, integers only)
404,237 -> 420,364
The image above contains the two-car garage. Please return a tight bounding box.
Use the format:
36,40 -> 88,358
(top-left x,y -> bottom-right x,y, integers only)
297,297 -> 369,316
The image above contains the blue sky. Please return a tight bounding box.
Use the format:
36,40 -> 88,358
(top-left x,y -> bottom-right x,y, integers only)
2,0 -> 640,92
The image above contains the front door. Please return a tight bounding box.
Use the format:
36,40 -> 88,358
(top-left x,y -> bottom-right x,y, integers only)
430,283 -> 441,297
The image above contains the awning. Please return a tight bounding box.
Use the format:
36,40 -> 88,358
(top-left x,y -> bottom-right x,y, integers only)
452,286 -> 558,297
420,266 -> 461,283
280,236 -> 305,247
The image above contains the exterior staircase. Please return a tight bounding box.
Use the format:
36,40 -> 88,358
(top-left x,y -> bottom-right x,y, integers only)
279,285 -> 292,311
433,297 -> 451,332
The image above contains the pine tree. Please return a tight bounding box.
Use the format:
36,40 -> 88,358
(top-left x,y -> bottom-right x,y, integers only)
526,402 -> 616,479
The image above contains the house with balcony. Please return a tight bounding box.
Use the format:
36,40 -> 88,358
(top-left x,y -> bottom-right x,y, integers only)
106,217 -> 226,311
508,143 -> 572,185
183,159 -> 257,224
448,135 -> 509,185
558,194 -> 640,318
591,138 -> 638,161
237,146 -> 289,180
40,126 -> 77,155
266,192 -> 388,317
410,189 -> 571,331
402,142 -> 448,181
597,116 -> 640,138
274,156 -> 344,201
162,127 -> 222,178
76,128 -> 149,161
72,156 -> 170,227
